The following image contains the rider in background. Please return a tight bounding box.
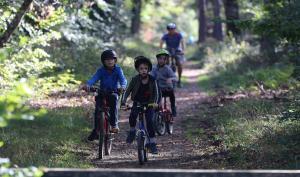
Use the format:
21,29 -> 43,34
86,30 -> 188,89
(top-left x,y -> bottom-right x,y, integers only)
121,56 -> 159,154
159,23 -> 185,88
82,49 -> 127,141
151,49 -> 177,119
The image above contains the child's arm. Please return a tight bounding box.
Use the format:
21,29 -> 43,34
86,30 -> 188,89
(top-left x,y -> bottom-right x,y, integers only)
121,77 -> 134,104
118,67 -> 127,89
167,67 -> 178,82
152,79 -> 160,104
87,68 -> 102,86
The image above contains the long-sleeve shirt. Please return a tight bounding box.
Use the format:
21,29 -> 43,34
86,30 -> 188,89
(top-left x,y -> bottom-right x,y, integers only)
150,64 -> 177,89
87,65 -> 127,91
122,74 -> 159,104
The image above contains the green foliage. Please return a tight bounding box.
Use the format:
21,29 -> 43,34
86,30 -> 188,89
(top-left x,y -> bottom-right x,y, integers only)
195,39 -> 298,92
0,82 -> 45,176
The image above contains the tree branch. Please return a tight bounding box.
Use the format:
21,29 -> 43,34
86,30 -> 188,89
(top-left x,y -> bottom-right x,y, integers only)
0,0 -> 34,48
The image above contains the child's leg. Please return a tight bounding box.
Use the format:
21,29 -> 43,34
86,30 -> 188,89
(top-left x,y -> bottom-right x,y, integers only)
145,108 -> 158,154
94,95 -> 103,130
129,103 -> 139,129
169,90 -> 176,117
145,108 -> 155,140
127,103 -> 139,143
108,93 -> 118,128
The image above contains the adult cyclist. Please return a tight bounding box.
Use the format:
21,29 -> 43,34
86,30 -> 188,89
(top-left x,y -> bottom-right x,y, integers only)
159,23 -> 185,88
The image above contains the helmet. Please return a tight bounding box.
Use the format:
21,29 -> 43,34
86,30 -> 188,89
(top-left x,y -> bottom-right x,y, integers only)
156,49 -> 170,58
166,23 -> 176,30
101,49 -> 117,64
134,56 -> 152,71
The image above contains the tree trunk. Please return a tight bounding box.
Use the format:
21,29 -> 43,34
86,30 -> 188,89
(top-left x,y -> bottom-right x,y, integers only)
131,0 -> 142,35
260,0 -> 276,62
224,0 -> 240,38
213,0 -> 223,41
0,0 -> 34,48
198,0 -> 207,43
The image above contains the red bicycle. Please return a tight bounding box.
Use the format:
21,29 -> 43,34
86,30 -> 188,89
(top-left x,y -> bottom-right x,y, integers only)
87,87 -> 119,159
155,92 -> 174,135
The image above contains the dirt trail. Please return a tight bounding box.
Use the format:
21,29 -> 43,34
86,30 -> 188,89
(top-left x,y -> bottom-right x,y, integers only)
85,61 -> 223,168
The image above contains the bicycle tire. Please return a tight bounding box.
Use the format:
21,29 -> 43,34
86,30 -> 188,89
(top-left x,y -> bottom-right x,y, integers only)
155,113 -> 166,136
104,133 -> 112,155
137,131 -> 146,165
98,112 -> 105,159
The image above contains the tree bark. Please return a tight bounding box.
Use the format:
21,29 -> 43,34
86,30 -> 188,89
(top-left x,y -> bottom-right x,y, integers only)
131,0 -> 142,35
198,0 -> 207,43
224,0 -> 240,38
260,0 -> 276,62
213,0 -> 223,41
0,0 -> 34,48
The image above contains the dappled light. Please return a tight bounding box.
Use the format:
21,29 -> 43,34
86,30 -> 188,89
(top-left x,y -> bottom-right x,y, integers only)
0,0 -> 299,175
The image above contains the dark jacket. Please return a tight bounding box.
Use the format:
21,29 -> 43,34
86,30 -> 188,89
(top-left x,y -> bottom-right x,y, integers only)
122,74 -> 159,104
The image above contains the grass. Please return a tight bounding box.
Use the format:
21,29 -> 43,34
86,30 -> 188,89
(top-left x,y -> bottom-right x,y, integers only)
0,107 -> 93,168
184,96 -> 300,169
184,39 -> 300,169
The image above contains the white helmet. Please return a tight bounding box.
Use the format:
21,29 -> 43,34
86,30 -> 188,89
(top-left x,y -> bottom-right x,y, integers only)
166,23 -> 176,30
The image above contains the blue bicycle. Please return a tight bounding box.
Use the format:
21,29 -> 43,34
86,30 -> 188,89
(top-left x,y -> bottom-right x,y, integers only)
124,102 -> 155,165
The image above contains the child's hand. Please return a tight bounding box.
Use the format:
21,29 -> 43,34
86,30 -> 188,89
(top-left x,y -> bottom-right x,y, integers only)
117,88 -> 125,94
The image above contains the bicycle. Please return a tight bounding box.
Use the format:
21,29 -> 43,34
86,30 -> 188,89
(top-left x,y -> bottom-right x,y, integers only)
85,86 -> 120,159
155,90 -> 174,135
123,102 -> 155,165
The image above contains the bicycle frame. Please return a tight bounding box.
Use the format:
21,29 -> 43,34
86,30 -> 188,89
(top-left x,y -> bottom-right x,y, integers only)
136,103 -> 150,141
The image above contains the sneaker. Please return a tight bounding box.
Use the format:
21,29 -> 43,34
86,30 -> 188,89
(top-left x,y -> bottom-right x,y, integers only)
110,127 -> 119,133
149,143 -> 158,154
87,129 -> 99,141
126,130 -> 136,144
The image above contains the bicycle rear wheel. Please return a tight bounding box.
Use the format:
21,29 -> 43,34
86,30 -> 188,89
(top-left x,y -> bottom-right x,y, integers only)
98,112 -> 105,159
137,131 -> 146,165
155,112 -> 166,136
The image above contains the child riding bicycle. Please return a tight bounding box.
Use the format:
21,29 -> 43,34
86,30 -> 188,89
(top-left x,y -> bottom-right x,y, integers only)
151,49 -> 178,118
81,49 -> 127,141
121,56 -> 159,154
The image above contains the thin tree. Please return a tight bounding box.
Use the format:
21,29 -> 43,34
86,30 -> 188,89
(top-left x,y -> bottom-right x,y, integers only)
213,0 -> 223,41
131,0 -> 142,35
224,0 -> 240,38
260,0 -> 275,61
0,0 -> 34,48
198,0 -> 207,43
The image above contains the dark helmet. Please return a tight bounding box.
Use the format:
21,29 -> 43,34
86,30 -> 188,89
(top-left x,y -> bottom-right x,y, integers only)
101,49 -> 117,64
134,56 -> 152,71
156,49 -> 170,58
166,23 -> 176,30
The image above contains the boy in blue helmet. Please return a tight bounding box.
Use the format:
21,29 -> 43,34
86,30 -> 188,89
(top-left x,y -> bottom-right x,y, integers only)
82,49 -> 127,141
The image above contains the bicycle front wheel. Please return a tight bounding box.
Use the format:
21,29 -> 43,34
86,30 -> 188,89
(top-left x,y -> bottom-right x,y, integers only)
104,124 -> 112,155
98,112 -> 105,159
137,131 -> 147,165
